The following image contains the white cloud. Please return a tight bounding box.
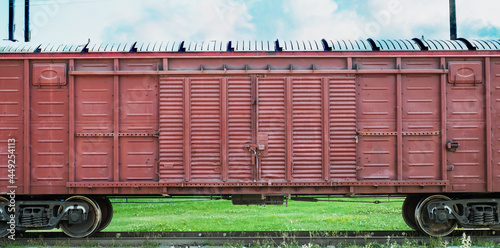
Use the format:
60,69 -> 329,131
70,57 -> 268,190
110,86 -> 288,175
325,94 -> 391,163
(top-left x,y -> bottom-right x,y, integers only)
456,0 -> 500,38
284,0 -> 356,40
27,0 -> 255,44
101,0 -> 255,42
284,0 -> 453,40
2,0 -> 499,44
281,0 -> 500,41
372,0 -> 450,39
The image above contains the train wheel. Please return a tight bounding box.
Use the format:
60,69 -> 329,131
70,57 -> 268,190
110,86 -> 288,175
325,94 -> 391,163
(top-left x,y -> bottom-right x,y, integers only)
415,195 -> 457,237
0,196 -> 9,237
59,196 -> 102,238
402,195 -> 420,230
94,197 -> 113,232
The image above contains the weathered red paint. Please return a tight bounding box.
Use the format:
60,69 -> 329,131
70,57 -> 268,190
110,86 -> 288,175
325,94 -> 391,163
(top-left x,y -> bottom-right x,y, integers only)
0,50 -> 498,196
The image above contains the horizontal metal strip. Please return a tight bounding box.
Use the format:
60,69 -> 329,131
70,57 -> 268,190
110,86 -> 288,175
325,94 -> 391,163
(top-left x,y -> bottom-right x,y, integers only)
69,69 -> 448,76
357,131 -> 440,136
66,180 -> 448,188
76,132 -> 159,137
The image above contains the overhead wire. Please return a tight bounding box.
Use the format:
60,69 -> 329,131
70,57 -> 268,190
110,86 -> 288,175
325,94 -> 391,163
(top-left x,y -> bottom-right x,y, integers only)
11,0 -> 116,7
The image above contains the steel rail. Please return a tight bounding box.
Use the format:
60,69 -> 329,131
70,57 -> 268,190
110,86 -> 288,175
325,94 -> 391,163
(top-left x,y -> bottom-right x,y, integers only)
5,230 -> 499,247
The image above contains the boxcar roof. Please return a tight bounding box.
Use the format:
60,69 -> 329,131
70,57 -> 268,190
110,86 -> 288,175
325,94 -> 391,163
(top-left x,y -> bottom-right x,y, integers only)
1,38 -> 499,53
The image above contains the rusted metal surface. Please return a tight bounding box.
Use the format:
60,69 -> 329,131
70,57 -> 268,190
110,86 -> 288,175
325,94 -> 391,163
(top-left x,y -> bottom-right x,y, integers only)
30,65 -> 69,194
0,41 -> 499,196
446,60 -> 486,192
0,60 -> 25,193
490,58 -> 500,191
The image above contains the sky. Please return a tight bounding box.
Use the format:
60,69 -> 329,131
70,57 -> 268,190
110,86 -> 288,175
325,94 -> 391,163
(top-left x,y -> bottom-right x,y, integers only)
0,0 -> 499,44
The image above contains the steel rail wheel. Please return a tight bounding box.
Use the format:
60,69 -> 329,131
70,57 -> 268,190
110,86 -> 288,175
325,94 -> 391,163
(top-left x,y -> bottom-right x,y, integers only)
59,196 -> 102,238
0,196 -> 9,237
402,195 -> 420,230
415,195 -> 457,237
94,197 -> 113,232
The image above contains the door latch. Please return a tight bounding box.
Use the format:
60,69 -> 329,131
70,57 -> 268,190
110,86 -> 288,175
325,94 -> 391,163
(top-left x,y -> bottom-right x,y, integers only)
446,141 -> 459,152
244,143 -> 266,182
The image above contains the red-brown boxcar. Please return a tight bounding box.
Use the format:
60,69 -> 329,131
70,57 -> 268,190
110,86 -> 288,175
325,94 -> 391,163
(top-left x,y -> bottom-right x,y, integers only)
1,38 -> 500,237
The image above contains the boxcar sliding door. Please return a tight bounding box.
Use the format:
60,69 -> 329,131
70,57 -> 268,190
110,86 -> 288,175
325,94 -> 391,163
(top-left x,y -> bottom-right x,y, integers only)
159,75 -> 358,183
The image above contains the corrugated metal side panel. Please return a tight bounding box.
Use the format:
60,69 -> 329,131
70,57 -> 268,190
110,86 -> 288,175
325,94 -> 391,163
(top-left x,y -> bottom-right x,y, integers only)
75,137 -> 113,181
30,65 -> 69,193
356,74 -> 397,180
227,77 -> 253,181
119,137 -> 158,181
159,78 -> 185,181
491,59 -> 500,190
402,73 -> 441,180
329,78 -> 357,179
0,60 -> 25,191
75,59 -> 114,71
118,75 -> 159,181
74,76 -> 114,182
119,59 -> 160,71
446,61 -> 486,191
190,78 -> 222,180
291,78 -> 323,180
258,78 -> 286,180
118,76 -> 158,133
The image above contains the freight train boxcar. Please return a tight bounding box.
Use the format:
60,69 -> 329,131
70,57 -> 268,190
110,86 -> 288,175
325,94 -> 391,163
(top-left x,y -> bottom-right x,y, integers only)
1,38 -> 500,237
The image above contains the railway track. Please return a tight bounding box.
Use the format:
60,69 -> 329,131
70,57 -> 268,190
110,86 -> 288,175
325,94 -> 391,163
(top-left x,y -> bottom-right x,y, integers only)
4,230 -> 500,247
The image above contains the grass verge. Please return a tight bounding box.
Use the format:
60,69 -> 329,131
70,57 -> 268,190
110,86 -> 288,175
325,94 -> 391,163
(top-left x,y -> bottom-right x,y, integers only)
105,197 -> 410,232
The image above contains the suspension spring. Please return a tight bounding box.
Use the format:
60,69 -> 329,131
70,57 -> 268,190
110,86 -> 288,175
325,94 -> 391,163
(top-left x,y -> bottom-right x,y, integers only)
474,209 -> 484,224
484,210 -> 495,224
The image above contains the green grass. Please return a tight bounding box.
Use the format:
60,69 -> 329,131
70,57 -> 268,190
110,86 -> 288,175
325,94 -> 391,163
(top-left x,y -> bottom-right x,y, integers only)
104,197 -> 410,232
